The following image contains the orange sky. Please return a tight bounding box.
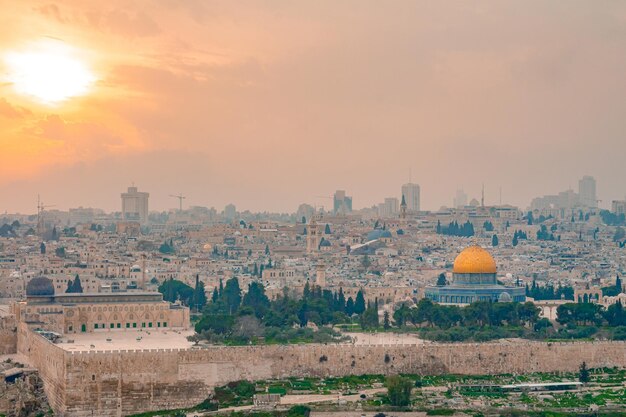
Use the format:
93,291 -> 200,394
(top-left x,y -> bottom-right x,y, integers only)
1,1 -> 626,213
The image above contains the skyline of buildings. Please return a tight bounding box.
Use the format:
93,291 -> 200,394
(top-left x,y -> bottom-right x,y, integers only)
5,175 -> 623,220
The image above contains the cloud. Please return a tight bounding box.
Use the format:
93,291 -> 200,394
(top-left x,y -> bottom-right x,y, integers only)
0,97 -> 32,119
33,3 -> 161,38
101,9 -> 161,38
33,3 -> 68,24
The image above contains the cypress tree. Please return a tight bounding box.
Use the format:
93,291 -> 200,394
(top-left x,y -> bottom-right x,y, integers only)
354,290 -> 366,315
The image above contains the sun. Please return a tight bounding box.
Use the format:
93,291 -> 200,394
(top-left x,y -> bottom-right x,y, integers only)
3,39 -> 96,105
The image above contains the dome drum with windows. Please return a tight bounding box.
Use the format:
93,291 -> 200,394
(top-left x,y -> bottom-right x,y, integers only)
424,245 -> 525,305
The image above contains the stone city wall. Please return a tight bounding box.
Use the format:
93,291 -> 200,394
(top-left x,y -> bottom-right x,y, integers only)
20,331 -> 626,417
0,314 -> 17,354
17,323 -> 67,414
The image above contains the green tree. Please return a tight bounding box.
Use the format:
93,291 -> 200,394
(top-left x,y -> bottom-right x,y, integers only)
223,277 -> 242,314
579,361 -> 591,383
604,301 -> 626,326
354,290 -> 366,315
359,305 -> 379,329
436,273 -> 446,286
383,311 -> 391,329
159,240 -> 175,254
191,275 -> 208,312
55,246 -> 66,258
492,234 -> 499,246
71,275 -> 83,293
556,303 -> 603,326
40,242 -> 46,254
195,313 -> 234,335
287,405 -> 311,417
324,224 -> 331,234
158,279 -> 194,305
345,297 -> 355,316
393,304 -> 411,327
385,375 -> 412,407
242,282 -> 271,318
336,288 -> 346,311
361,254 -> 371,269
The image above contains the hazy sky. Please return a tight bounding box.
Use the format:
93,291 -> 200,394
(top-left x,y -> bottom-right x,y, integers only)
1,1 -> 625,214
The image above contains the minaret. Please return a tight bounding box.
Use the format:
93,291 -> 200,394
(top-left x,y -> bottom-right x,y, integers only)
141,254 -> 147,290
400,194 -> 407,219
481,184 -> 485,208
316,261 -> 326,287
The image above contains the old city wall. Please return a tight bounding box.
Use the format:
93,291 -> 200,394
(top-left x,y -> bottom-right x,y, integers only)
55,340 -> 626,417
0,314 -> 17,354
17,323 -> 67,414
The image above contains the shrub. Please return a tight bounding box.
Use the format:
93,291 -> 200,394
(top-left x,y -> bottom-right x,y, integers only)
287,405 -> 311,416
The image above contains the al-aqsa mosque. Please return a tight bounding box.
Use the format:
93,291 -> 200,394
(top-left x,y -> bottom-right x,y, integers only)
424,245 -> 526,304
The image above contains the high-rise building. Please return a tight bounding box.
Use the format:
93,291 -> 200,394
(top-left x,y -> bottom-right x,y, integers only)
378,197 -> 399,217
224,204 -> 237,220
401,183 -> 420,211
333,190 -> 352,214
454,189 -> 468,208
579,176 -> 597,208
121,186 -> 149,224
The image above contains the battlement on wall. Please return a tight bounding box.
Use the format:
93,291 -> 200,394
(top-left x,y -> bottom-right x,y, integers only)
66,347 -> 188,355
17,329 -> 626,417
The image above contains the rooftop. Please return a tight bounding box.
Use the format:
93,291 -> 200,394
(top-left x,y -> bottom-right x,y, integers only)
55,328 -> 195,352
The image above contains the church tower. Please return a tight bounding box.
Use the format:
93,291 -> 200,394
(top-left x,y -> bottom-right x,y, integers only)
306,212 -> 324,254
400,194 -> 407,219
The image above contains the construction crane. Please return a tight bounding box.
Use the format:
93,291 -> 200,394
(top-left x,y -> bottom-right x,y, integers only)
169,194 -> 186,211
36,195 -> 56,236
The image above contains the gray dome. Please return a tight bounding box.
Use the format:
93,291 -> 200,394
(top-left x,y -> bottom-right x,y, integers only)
366,229 -> 392,241
498,292 -> 512,303
26,277 -> 54,297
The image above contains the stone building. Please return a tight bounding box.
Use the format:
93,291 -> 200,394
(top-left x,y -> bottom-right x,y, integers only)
11,277 -> 189,334
424,245 -> 526,304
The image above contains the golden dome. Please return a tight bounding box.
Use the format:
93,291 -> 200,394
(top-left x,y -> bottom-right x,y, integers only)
453,245 -> 497,274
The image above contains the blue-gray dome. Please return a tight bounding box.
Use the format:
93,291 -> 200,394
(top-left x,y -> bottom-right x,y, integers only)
26,277 -> 54,296
366,230 -> 392,241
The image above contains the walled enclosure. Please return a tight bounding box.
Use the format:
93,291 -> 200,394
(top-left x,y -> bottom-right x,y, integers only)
14,324 -> 626,417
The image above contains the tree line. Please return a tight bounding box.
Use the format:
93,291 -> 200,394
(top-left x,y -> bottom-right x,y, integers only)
436,220 -> 475,237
